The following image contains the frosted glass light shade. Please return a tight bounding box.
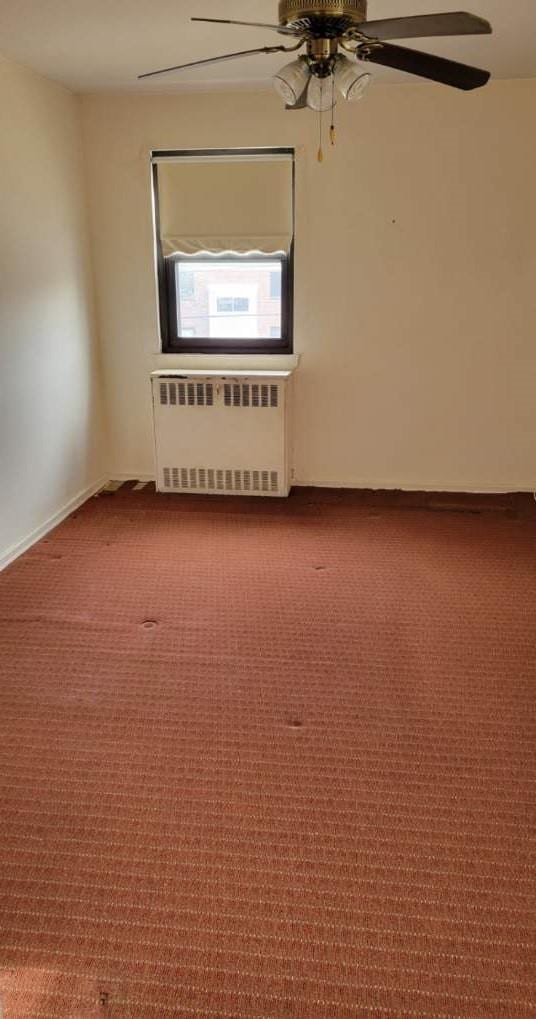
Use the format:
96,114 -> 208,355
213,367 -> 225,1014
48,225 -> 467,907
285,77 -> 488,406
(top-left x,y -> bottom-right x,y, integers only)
334,57 -> 372,102
307,75 -> 336,113
273,58 -> 310,106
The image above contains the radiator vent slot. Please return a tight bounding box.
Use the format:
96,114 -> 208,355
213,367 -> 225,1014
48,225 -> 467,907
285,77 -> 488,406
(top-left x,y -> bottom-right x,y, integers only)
224,383 -> 278,409
163,467 -> 279,494
160,382 -> 214,407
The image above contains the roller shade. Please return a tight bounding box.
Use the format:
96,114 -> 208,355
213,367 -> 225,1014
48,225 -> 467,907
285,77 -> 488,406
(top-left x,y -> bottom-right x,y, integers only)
156,155 -> 294,256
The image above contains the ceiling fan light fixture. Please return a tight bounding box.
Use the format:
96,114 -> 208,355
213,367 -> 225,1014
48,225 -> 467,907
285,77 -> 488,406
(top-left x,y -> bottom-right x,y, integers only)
307,75 -> 335,112
334,56 -> 372,101
273,57 -> 310,105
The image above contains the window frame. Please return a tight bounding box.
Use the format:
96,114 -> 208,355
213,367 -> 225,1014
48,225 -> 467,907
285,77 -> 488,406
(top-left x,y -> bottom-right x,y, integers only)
152,148 -> 295,356
163,252 -> 293,355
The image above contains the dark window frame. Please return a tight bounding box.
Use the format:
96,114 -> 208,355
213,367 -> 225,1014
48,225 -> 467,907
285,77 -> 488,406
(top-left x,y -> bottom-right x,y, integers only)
152,148 -> 295,356
164,252 -> 293,355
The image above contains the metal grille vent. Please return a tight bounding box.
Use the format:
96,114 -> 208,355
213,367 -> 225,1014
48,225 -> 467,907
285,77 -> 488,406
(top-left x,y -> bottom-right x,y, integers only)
159,382 -> 214,407
163,467 -> 280,494
223,384 -> 279,409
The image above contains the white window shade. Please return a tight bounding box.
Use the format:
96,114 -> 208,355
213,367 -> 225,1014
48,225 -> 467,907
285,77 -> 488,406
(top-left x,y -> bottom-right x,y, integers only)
156,157 -> 294,257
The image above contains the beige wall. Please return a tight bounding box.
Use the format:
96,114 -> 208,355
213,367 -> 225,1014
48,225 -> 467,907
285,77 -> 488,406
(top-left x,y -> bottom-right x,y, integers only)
0,58 -> 107,566
82,80 -> 536,491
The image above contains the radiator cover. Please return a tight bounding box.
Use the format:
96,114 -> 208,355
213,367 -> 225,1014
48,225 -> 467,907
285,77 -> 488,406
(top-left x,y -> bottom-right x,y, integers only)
151,371 -> 293,497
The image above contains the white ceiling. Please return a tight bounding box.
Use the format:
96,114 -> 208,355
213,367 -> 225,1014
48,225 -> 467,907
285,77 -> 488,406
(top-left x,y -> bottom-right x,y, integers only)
0,0 -> 534,94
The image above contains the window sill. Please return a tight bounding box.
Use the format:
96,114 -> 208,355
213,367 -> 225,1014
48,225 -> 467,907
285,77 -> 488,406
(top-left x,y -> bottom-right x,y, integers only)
151,352 -> 300,372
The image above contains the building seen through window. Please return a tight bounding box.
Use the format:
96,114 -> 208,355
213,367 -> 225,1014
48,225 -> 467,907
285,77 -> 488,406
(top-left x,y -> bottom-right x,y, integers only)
175,258 -> 283,341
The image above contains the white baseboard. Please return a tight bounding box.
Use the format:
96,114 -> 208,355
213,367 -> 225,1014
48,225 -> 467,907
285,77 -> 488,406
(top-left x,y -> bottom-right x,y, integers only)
293,477 -> 536,495
110,472 -> 155,483
0,475 -> 108,573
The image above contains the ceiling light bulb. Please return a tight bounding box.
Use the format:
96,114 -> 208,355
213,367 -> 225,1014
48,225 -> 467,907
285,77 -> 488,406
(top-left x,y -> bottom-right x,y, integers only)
273,58 -> 310,106
307,76 -> 335,113
334,57 -> 372,102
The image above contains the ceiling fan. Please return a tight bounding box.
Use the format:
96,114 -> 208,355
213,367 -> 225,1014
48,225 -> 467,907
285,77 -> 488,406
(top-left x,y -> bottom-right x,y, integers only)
140,2 -> 492,92
139,2 -> 492,153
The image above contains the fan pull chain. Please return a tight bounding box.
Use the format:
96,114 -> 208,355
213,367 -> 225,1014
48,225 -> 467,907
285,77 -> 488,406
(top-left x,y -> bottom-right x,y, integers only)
330,74 -> 336,146
317,105 -> 324,163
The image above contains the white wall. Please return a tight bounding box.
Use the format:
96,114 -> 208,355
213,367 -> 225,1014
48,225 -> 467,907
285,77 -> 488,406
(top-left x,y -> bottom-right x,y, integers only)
0,58 -> 107,567
81,81 -> 536,492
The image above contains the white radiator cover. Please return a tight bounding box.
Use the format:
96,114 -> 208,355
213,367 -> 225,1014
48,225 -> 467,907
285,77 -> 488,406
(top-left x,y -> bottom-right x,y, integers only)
151,370 -> 293,497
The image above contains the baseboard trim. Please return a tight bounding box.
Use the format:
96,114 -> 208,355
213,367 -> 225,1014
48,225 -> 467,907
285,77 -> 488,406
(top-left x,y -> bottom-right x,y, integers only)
111,473 -> 536,496
294,478 -> 536,495
0,475 -> 108,573
110,473 -> 156,483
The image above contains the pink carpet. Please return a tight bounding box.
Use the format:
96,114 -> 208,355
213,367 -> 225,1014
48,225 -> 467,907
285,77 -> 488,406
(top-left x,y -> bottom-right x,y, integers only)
0,485 -> 535,1018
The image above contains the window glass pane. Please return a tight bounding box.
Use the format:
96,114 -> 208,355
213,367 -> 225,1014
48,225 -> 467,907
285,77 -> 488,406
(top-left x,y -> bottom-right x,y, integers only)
175,259 -> 282,341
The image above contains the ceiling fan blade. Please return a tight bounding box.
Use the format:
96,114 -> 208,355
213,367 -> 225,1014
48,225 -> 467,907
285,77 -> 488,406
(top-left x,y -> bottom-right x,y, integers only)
139,45 -> 289,80
192,17 -> 302,38
360,42 -> 490,90
359,12 -> 492,41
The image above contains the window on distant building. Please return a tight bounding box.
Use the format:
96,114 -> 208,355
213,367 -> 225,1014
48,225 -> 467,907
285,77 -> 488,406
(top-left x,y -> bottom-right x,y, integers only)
152,149 -> 294,354
270,271 -> 282,300
179,271 -> 194,300
216,297 -> 250,314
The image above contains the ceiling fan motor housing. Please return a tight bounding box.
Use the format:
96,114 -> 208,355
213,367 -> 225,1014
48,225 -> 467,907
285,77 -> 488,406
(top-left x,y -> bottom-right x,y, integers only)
279,0 -> 367,29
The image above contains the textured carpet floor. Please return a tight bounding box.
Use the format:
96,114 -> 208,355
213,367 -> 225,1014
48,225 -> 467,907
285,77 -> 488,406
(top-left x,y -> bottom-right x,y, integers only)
0,486 -> 535,1019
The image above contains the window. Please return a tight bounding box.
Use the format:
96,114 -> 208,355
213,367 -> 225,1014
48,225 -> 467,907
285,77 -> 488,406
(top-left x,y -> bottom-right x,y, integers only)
270,271 -> 282,300
152,148 -> 294,354
216,297 -> 250,314
167,256 -> 288,345
179,271 -> 194,300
